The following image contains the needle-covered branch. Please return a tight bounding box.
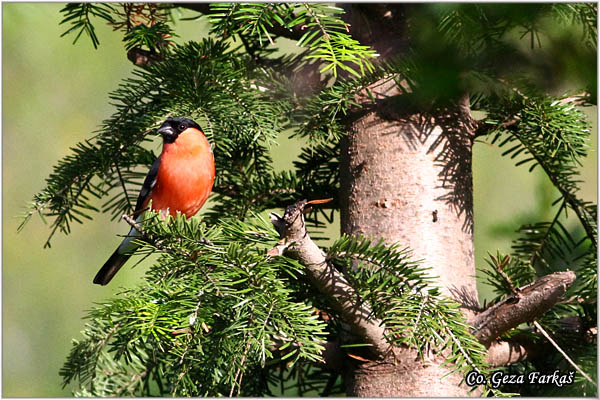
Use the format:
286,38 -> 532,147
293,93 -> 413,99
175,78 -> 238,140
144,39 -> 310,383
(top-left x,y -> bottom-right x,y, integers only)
478,94 -> 597,248
174,3 -> 306,42
269,200 -> 390,359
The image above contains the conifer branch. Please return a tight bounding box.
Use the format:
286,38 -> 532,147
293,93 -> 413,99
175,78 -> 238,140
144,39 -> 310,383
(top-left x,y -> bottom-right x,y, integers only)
469,271 -> 576,347
480,95 -> 596,248
269,200 -> 390,359
230,340 -> 252,397
172,3 -> 307,41
513,126 -> 596,248
444,323 -> 482,375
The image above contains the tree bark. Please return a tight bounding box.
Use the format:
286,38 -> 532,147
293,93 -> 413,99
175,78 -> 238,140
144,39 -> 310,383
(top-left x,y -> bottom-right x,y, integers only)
335,4 -> 480,395
339,76 -> 477,396
340,81 -> 477,297
342,347 -> 468,397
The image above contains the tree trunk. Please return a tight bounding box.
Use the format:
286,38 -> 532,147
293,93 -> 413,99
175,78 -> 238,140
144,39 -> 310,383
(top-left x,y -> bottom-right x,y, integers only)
335,5 -> 479,395
339,77 -> 477,395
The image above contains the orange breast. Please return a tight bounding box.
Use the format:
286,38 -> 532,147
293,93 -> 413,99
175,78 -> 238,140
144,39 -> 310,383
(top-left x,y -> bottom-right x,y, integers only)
149,128 -> 215,218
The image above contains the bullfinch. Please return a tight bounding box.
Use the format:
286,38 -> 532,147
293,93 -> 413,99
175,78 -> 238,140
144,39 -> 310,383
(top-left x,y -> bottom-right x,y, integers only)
94,117 -> 215,285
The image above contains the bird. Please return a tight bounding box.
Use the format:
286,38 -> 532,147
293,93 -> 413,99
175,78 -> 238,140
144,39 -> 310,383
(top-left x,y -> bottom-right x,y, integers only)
94,117 -> 215,285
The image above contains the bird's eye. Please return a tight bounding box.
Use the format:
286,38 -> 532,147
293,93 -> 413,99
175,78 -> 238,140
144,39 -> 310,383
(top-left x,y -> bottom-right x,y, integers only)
179,124 -> 186,131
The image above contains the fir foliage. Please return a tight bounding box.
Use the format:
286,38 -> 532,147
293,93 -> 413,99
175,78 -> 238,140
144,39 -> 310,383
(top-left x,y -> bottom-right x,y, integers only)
486,96 -> 595,246
123,21 -> 174,53
59,3 -> 116,49
327,236 -> 492,387
477,94 -> 597,394
61,213 -> 327,396
60,3 -> 173,50
20,38 -> 295,244
208,3 -> 377,77
60,214 -> 497,396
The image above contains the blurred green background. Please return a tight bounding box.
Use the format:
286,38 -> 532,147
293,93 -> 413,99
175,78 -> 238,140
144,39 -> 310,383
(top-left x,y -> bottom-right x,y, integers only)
2,3 -> 596,397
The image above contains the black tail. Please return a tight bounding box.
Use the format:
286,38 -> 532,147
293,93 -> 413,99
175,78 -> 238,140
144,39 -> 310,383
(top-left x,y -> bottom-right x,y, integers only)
93,247 -> 132,285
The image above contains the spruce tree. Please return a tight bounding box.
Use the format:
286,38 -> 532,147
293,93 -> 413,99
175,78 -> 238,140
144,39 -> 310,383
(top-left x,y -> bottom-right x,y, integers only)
22,3 -> 596,396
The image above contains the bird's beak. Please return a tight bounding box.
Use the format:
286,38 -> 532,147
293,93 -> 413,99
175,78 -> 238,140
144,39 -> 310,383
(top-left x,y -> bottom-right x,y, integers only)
158,124 -> 175,139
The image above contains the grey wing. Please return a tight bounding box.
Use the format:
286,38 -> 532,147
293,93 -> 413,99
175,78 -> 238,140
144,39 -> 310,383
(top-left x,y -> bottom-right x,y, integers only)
134,156 -> 161,214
